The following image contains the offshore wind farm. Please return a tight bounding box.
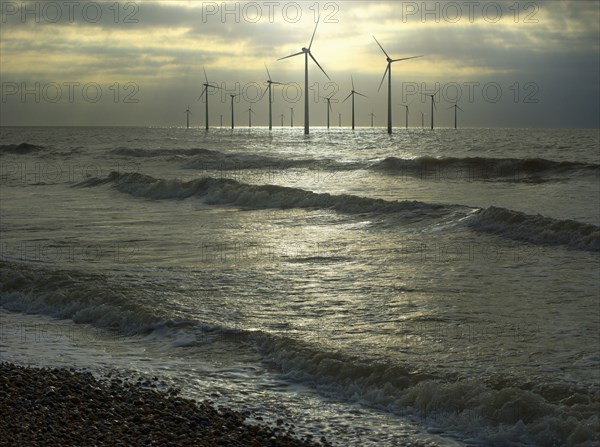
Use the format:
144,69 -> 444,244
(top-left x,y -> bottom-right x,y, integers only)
1,2 -> 599,447
185,29 -> 450,132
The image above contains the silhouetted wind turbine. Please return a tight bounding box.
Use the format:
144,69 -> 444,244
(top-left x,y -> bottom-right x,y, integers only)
261,64 -> 285,131
373,36 -> 422,134
369,111 -> 375,127
400,103 -> 410,128
338,113 -> 341,127
198,68 -> 221,130
342,76 -> 367,130
246,104 -> 255,128
289,107 -> 294,128
278,18 -> 330,135
421,88 -> 440,129
229,93 -> 240,129
321,95 -> 334,129
184,105 -> 192,129
421,112 -> 424,128
448,103 -> 464,129
220,114 -> 223,128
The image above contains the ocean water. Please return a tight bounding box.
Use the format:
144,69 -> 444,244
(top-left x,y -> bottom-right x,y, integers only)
1,126 -> 599,446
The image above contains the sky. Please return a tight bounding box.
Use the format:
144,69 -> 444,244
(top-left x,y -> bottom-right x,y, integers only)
1,0 -> 599,128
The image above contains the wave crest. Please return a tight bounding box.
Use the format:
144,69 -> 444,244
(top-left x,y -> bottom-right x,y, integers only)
75,172 -> 449,215
373,156 -> 599,181
467,206 -> 600,251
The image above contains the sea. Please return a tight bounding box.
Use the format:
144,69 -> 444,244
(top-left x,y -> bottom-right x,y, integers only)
1,126 -> 599,446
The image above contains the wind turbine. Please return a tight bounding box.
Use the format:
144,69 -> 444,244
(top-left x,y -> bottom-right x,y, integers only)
338,113 -> 341,127
373,36 -> 422,134
220,114 -> 223,128
320,95 -> 334,129
197,68 -> 221,130
421,112 -> 424,128
400,103 -> 410,128
246,104 -> 255,128
278,18 -> 330,135
289,107 -> 294,128
421,88 -> 440,130
280,112 -> 285,127
448,103 -> 464,129
184,105 -> 192,129
261,64 -> 284,131
342,76 -> 367,130
369,111 -> 375,128
229,93 -> 240,129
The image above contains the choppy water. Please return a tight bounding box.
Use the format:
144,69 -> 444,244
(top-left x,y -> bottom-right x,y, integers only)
1,126 -> 599,446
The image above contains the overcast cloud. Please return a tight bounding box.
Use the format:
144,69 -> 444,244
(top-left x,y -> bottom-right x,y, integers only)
1,0 -> 598,127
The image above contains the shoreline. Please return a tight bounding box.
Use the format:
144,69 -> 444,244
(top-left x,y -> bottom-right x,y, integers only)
0,362 -> 332,447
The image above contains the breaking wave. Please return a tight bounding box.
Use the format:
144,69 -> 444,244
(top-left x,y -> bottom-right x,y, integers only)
373,156 -> 599,181
74,172 -> 450,215
467,206 -> 600,251
2,260 -> 598,447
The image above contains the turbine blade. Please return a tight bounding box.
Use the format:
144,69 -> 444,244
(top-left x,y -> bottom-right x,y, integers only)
457,105 -> 464,112
309,52 -> 330,80
258,85 -> 268,101
342,92 -> 352,103
391,55 -> 423,62
197,86 -> 207,101
372,35 -> 390,59
355,92 -> 367,98
278,51 -> 304,61
308,18 -> 319,50
329,102 -> 332,112
433,100 -> 437,110
351,75 -> 355,91
448,105 -> 454,109
203,67 -> 208,83
377,63 -> 390,92
265,63 -> 272,81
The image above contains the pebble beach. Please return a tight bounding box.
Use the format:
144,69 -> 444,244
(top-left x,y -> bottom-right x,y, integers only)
0,363 -> 332,447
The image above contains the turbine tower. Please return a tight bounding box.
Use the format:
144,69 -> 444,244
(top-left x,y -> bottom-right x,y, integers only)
373,36 -> 422,134
338,113 -> 341,127
290,107 -> 294,128
421,112 -> 424,128
246,104 -> 255,128
197,68 -> 221,130
342,76 -> 367,130
280,112 -> 285,127
184,105 -> 192,129
421,88 -> 440,130
278,18 -> 330,135
261,64 -> 284,131
320,95 -> 334,129
400,103 -> 410,128
449,103 -> 464,129
229,93 -> 240,129
369,112 -> 375,128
